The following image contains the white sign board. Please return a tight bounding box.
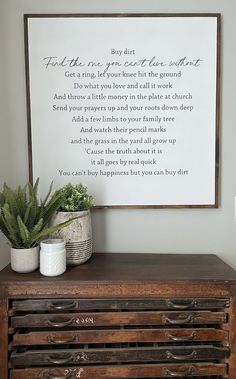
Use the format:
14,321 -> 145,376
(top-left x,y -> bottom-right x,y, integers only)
25,14 -> 220,208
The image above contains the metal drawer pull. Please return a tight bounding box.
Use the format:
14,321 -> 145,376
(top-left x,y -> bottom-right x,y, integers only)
167,331 -> 196,341
167,299 -> 197,309
47,318 -> 74,327
166,350 -> 197,360
48,354 -> 73,365
164,367 -> 195,377
44,374 -> 72,379
163,314 -> 193,324
50,301 -> 77,310
47,335 -> 76,344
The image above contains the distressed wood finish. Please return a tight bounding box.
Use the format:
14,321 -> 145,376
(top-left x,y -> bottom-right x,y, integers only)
11,310 -> 227,328
12,327 -> 228,346
11,297 -> 230,311
0,287 -> 8,379
10,345 -> 230,367
10,363 -> 228,379
1,252 -> 236,379
228,284 -> 236,376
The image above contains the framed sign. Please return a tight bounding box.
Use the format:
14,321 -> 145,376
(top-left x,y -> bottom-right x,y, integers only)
24,14 -> 220,208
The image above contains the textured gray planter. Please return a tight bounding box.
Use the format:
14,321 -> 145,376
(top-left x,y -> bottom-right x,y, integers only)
11,246 -> 39,273
50,210 -> 92,266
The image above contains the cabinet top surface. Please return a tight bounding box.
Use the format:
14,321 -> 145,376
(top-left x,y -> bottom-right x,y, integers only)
0,253 -> 236,284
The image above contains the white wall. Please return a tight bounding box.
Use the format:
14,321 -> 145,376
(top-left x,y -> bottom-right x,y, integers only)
0,2 -> 14,269
1,0 -> 236,270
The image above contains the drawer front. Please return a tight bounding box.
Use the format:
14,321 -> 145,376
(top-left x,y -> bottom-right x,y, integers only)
11,297 -> 230,311
10,363 -> 228,379
12,327 -> 228,346
10,345 -> 230,367
11,310 -> 227,328
9,296 -> 230,379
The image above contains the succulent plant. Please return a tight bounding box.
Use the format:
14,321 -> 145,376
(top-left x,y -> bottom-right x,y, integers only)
56,183 -> 94,212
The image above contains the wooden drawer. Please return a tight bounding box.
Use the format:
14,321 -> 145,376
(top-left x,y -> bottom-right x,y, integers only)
10,345 -> 230,367
9,363 -> 228,379
8,295 -> 231,379
11,310 -> 227,328
2,253 -> 236,379
11,297 -> 230,311
12,327 -> 228,346
9,296 -> 229,378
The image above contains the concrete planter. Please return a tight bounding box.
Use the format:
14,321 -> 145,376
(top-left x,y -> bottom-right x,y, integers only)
11,246 -> 39,273
50,210 -> 92,266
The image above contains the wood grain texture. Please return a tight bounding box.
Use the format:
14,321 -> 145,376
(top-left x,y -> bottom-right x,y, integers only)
12,328 -> 228,346
0,287 -> 9,378
1,252 -> 236,282
10,362 -> 227,379
11,310 -> 227,328
1,253 -> 236,379
10,345 -> 229,367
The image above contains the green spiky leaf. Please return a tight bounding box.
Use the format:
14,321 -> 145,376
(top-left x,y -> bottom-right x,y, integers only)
42,181 -> 53,206
31,217 -> 76,244
0,179 -> 74,248
17,216 -> 30,246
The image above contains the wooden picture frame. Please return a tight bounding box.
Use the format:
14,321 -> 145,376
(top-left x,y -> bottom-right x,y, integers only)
24,13 -> 221,208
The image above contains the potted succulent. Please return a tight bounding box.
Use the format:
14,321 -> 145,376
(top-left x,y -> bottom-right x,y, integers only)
0,179 -> 73,273
50,183 -> 94,266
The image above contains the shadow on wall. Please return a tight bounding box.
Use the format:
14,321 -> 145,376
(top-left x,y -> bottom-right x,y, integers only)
91,209 -> 108,252
0,234 -> 10,269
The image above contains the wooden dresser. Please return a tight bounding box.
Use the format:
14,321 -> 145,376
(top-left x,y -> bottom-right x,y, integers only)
1,252 -> 236,379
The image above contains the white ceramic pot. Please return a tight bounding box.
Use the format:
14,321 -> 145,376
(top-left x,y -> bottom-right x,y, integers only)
11,246 -> 39,273
50,210 -> 92,266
